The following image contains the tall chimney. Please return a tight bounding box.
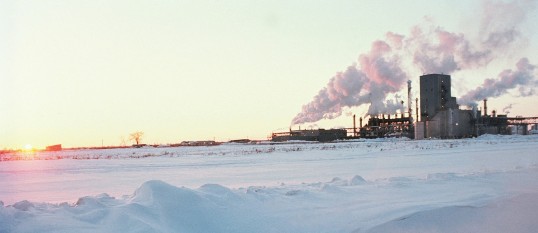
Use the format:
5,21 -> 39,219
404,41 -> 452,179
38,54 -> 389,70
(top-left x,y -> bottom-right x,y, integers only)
360,117 -> 363,128
407,80 -> 412,119
483,99 -> 488,117
353,114 -> 357,136
415,98 -> 419,122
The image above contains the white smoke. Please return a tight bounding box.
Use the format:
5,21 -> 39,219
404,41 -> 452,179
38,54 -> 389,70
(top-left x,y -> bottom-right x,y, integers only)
291,65 -> 367,124
291,0 -> 537,125
503,103 -> 515,114
291,39 -> 407,125
407,25 -> 492,74
459,58 -> 537,105
480,0 -> 535,48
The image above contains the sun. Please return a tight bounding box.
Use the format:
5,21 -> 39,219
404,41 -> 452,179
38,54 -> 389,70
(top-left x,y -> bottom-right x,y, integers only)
23,144 -> 33,151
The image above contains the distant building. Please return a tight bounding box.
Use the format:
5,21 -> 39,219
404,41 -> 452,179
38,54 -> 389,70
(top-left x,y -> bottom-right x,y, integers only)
46,144 -> 62,151
179,141 -> 221,146
271,129 -> 347,142
229,139 -> 251,143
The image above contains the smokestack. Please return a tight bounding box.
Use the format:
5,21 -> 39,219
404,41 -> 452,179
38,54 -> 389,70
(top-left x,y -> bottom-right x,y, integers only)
360,117 -> 363,128
483,99 -> 488,117
407,80 -> 412,119
401,100 -> 404,118
353,114 -> 357,136
415,98 -> 419,122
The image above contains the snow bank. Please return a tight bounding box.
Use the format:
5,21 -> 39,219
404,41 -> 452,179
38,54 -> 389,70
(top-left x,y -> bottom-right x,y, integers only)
0,180 -> 296,233
2,168 -> 538,232
367,193 -> 538,233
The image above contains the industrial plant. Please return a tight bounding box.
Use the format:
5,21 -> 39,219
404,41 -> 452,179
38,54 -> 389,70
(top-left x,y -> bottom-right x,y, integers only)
272,74 -> 538,142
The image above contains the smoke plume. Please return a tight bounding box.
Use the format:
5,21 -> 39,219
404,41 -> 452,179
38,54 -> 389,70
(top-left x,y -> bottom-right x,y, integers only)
292,0 -> 536,125
459,58 -> 537,105
480,0 -> 536,48
291,65 -> 367,124
408,26 -> 492,74
502,104 -> 514,114
291,39 -> 407,125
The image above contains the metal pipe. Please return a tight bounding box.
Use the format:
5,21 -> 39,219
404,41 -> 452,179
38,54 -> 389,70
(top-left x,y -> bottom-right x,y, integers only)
408,80 -> 412,120
484,99 -> 488,117
353,114 -> 357,136
415,98 -> 419,122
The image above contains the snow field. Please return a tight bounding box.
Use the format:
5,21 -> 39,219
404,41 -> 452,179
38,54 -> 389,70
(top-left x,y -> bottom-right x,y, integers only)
1,135 -> 538,232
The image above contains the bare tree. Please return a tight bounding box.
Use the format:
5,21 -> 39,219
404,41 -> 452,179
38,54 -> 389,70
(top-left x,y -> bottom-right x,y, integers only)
129,131 -> 144,145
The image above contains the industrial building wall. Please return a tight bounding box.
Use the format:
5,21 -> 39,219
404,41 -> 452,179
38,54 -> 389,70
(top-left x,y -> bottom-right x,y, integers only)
455,110 -> 473,137
426,120 -> 441,138
415,122 -> 425,140
445,109 -> 474,138
423,109 -> 474,139
511,125 -> 528,135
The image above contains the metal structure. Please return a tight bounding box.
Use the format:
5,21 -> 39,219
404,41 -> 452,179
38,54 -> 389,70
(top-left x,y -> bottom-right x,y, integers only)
408,80 -> 413,123
357,114 -> 413,138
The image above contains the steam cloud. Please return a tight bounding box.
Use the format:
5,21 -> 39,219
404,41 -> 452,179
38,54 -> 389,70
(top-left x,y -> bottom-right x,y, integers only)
292,0 -> 536,125
291,40 -> 407,125
459,58 -> 537,105
480,0 -> 534,47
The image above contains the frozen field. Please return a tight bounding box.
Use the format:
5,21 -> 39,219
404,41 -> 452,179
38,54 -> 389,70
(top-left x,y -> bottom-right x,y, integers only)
1,135 -> 538,232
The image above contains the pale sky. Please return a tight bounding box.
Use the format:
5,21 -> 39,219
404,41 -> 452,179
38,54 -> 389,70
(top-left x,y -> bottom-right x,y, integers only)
2,0 -> 538,149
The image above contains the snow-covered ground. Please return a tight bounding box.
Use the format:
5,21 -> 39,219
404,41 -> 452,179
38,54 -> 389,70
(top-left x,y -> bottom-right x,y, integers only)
1,135 -> 538,232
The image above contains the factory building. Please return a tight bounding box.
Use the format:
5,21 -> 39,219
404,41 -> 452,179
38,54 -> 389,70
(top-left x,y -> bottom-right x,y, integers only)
415,73 -> 538,139
272,73 -> 537,142
416,74 -> 474,139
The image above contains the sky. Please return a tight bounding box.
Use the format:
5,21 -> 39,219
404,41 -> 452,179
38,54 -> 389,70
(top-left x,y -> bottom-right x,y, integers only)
1,0 -> 538,149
